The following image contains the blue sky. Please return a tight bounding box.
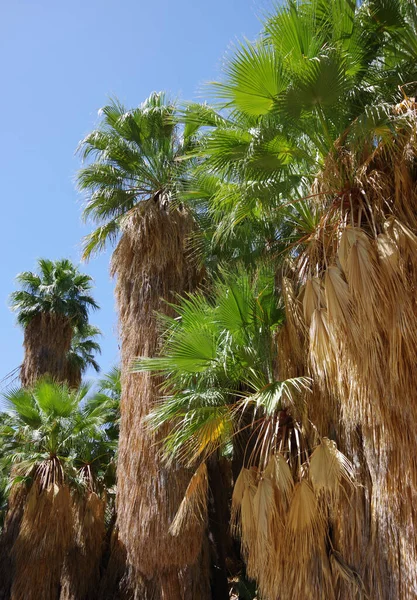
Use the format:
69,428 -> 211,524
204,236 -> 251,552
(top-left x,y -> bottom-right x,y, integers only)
0,0 -> 268,394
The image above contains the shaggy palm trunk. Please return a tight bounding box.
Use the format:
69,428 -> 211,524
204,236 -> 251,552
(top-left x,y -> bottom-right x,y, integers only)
10,482 -> 72,600
112,200 -> 209,599
0,485 -> 27,600
276,101 -> 417,600
20,313 -> 73,387
59,492 -> 106,600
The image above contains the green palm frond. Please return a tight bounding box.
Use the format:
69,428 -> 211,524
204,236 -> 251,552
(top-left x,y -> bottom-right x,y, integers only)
1,379 -> 116,493
77,92 -> 193,257
213,42 -> 288,116
9,258 -> 99,329
67,324 -> 102,378
132,269 -> 304,465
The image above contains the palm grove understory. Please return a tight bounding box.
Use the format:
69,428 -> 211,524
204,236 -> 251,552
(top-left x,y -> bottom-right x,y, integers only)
2,0 -> 417,598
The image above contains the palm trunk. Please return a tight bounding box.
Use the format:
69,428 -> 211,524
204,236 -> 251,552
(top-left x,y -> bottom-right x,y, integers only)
0,485 -> 27,600
59,492 -> 106,600
10,483 -> 73,600
280,108 -> 417,599
207,457 -> 235,600
2,315 -> 74,599
20,313 -> 73,387
111,200 -> 209,599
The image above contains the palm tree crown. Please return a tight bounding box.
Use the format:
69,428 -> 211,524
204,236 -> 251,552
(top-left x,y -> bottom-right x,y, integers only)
77,92 -> 189,258
10,258 -> 99,330
1,379 -> 115,491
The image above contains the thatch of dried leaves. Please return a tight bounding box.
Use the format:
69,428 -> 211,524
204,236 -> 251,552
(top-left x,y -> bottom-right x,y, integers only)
112,199 -> 209,599
279,100 -> 417,599
20,313 -> 73,388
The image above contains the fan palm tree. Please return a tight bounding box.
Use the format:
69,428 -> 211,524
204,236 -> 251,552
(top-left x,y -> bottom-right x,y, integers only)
0,413 -> 11,533
77,92 -> 208,599
0,379 -> 115,600
173,1 -> 417,598
180,0 -> 417,270
10,258 -> 99,387
134,269 -> 358,599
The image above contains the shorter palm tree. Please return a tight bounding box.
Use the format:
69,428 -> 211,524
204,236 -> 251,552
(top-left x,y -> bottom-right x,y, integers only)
0,379 -> 115,600
134,269 -> 354,600
10,258 -> 99,387
134,268 -> 302,465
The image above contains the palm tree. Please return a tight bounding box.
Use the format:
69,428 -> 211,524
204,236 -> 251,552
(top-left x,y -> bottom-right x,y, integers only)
162,1 -> 417,597
77,92 -> 208,599
181,0 -> 417,271
134,269 -> 350,599
66,324 -> 102,388
0,413 -> 12,533
0,379 -> 115,600
10,258 -> 99,387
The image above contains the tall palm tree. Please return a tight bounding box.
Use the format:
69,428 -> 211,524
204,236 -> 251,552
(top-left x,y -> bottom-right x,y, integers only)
0,379 -> 115,600
77,92 -> 209,599
10,258 -> 99,387
172,1 -> 417,598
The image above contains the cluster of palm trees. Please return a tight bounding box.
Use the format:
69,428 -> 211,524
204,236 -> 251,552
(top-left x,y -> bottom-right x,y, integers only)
2,0 -> 417,598
0,258 -> 119,599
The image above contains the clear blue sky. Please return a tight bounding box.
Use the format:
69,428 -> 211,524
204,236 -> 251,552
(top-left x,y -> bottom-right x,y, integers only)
0,0 -> 268,394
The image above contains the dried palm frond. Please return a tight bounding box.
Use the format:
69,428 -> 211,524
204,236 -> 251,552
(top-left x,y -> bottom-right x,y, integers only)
287,479 -> 323,541
231,467 -> 251,533
253,477 -> 277,548
303,277 -> 325,326
324,266 -> 353,329
283,102 -> 417,598
169,462 -> 208,537
240,481 -> 257,576
264,453 -> 293,508
309,308 -> 336,383
309,438 -> 354,505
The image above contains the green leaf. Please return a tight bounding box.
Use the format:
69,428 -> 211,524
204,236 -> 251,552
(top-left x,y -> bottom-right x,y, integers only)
214,42 -> 287,116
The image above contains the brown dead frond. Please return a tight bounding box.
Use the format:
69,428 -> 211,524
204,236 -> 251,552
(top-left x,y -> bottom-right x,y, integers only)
282,102 -> 417,598
20,313 -> 73,387
169,462 -> 208,537
10,483 -> 73,600
309,438 -> 354,505
264,453 -> 293,508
